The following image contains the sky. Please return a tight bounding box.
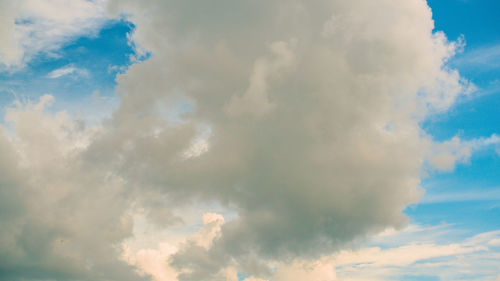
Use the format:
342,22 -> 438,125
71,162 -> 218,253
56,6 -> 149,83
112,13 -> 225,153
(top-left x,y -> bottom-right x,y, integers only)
0,1 -> 499,281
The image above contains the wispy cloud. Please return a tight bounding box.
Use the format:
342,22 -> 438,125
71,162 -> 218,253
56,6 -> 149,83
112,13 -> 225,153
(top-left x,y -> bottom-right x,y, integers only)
0,0 -> 107,69
330,226 -> 500,281
47,64 -> 88,78
452,44 -> 500,71
421,188 -> 500,204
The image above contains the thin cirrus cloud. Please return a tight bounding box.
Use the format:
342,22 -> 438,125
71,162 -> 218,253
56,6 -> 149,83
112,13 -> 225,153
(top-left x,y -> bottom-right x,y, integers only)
420,188 -> 500,204
0,0 -> 498,281
332,228 -> 500,281
46,65 -> 89,79
452,43 -> 500,71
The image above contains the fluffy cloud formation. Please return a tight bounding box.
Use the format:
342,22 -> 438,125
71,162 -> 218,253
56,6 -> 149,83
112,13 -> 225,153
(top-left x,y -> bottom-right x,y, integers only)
103,0 -> 470,279
0,0 -> 494,280
0,96 -> 141,281
121,212 -> 226,281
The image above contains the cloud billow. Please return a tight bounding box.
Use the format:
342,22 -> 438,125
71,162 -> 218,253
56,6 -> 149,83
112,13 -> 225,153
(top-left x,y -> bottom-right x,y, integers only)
0,0 -> 475,280
101,0 -> 468,279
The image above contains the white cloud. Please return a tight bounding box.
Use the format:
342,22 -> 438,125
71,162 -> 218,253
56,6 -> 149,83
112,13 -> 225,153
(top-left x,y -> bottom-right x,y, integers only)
426,134 -> 500,172
246,225 -> 500,281
0,0 -> 497,280
121,212 -> 227,281
0,90 -> 496,281
335,243 -> 483,268
0,1 -> 23,67
190,213 -> 225,249
103,0 -> 473,279
0,95 -> 141,281
47,64 -> 89,78
453,43 -> 500,71
330,227 -> 500,281
272,261 -> 337,281
225,40 -> 296,117
5,94 -> 95,159
122,242 -> 178,281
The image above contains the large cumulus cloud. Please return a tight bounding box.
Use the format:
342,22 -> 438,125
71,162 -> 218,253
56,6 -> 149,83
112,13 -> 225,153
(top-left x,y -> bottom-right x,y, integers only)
101,0 -> 468,279
0,0 -> 476,280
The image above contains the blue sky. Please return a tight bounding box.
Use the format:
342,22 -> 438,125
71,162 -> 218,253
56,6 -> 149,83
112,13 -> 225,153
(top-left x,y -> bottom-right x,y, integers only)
412,0 -> 500,239
0,1 -> 499,281
0,19 -> 135,123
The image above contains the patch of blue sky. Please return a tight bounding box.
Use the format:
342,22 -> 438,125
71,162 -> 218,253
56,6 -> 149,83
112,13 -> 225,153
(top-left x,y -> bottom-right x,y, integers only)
423,0 -> 500,141
0,19 -> 138,123
237,272 -> 250,281
428,0 -> 500,47
406,149 -> 500,237
422,88 -> 500,141
425,148 -> 500,191
398,275 -> 440,281
409,0 -> 500,238
406,199 -> 500,234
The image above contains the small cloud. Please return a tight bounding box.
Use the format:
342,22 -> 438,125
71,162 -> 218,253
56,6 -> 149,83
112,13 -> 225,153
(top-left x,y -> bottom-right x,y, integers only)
47,64 -> 89,79
107,64 -> 127,74
427,134 -> 500,172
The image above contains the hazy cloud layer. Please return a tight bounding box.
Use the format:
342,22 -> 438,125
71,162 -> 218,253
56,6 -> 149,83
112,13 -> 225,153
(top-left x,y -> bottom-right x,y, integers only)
0,0 -> 492,280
